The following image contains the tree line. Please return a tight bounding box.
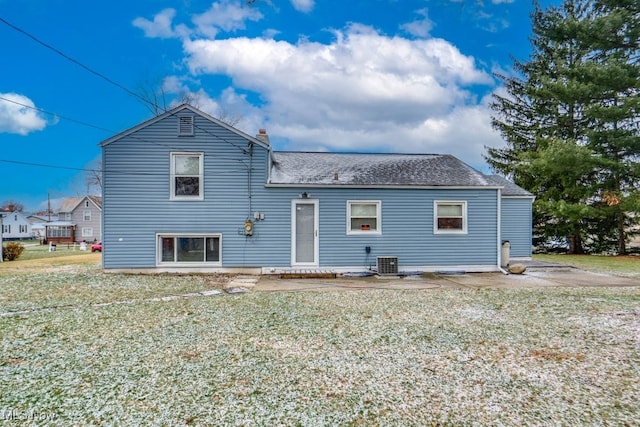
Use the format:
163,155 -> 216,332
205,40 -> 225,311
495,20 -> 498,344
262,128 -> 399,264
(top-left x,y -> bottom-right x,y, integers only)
487,0 -> 640,254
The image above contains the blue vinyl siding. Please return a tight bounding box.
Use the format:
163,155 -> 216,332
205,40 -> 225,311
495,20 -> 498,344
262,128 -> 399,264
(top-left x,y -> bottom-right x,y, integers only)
102,108 -> 504,270
501,197 -> 533,258
312,188 -> 498,268
102,112 -> 270,268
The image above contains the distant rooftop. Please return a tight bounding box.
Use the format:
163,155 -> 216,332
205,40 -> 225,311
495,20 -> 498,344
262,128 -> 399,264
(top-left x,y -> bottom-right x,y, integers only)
270,152 -> 498,187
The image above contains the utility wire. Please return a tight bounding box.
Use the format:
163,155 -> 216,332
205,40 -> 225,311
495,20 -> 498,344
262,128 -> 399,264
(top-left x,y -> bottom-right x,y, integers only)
0,16 -> 253,155
0,16 -> 158,111
0,158 -> 251,176
1,95 -> 250,154
0,95 -> 115,133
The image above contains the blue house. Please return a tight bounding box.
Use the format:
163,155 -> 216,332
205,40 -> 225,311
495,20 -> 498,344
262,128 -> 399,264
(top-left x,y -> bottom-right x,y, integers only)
100,104 -> 533,274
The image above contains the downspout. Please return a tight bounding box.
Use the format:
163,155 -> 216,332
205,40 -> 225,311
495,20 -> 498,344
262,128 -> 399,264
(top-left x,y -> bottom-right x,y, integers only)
0,213 -> 3,262
497,187 -> 508,275
247,142 -> 253,218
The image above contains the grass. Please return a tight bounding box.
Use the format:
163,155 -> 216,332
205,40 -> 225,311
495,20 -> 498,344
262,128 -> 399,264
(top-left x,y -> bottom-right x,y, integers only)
1,255 -> 639,425
534,253 -> 640,278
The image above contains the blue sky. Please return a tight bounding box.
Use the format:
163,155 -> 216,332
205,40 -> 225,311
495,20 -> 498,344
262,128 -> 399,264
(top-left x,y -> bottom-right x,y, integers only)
0,0 -> 552,211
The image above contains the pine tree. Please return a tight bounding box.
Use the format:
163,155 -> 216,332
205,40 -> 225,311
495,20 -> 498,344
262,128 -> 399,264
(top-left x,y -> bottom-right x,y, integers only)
581,0 -> 640,254
488,0 -> 596,254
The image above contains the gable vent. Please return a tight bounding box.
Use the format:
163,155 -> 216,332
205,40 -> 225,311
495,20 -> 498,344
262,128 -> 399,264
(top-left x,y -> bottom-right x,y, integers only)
377,256 -> 398,275
178,116 -> 194,136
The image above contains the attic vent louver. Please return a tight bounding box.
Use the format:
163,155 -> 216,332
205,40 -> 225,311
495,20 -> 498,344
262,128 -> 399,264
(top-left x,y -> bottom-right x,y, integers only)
178,116 -> 194,136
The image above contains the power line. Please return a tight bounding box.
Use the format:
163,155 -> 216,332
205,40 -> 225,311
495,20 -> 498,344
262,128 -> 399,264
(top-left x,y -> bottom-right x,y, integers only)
0,16 -> 253,155
0,16 -> 158,110
0,159 -> 98,173
0,95 -> 115,133
0,158 -> 252,176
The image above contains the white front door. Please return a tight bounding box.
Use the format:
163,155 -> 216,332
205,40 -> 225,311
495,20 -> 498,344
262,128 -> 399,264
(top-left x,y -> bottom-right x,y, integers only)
292,199 -> 318,266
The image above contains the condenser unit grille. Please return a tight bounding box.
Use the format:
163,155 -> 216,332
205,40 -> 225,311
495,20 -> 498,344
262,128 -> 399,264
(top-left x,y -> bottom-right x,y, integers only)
377,256 -> 398,275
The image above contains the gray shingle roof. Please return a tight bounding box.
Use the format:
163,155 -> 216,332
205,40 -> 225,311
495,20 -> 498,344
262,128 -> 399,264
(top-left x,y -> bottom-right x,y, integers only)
485,175 -> 533,197
270,152 -> 497,187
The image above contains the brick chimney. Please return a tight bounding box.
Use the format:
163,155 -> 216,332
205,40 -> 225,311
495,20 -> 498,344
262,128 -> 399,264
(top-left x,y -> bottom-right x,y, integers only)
256,128 -> 270,146
7,204 -> 14,212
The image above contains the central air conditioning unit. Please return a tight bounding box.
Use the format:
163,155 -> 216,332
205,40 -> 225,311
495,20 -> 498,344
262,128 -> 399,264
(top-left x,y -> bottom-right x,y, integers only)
377,256 -> 398,275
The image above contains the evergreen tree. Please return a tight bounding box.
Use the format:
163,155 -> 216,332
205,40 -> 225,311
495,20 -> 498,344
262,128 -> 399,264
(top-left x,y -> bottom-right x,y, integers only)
488,0 -> 596,254
488,0 -> 640,254
581,0 -> 640,254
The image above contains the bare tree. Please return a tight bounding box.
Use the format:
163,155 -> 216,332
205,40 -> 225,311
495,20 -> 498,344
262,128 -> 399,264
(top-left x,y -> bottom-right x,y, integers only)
84,158 -> 102,195
136,77 -> 169,116
1,200 -> 25,212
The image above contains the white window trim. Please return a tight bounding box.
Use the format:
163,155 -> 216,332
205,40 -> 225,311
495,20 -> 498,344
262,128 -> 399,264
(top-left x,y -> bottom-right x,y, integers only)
434,200 -> 468,235
83,210 -> 92,221
346,200 -> 382,235
82,227 -> 93,237
170,152 -> 204,201
156,233 -> 222,267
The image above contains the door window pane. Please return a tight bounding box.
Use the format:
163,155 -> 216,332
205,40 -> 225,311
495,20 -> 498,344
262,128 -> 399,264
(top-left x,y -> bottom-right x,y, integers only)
296,203 -> 315,263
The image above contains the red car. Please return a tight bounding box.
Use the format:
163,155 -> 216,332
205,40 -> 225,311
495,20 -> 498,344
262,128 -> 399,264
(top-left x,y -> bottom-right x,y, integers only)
91,242 -> 103,253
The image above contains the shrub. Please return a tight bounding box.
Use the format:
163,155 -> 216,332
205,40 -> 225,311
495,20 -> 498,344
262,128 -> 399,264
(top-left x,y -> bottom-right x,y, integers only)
3,242 -> 25,261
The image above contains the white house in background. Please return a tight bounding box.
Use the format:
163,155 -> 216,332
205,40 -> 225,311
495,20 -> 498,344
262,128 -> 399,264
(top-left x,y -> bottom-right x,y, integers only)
0,209 -> 32,240
27,214 -> 50,240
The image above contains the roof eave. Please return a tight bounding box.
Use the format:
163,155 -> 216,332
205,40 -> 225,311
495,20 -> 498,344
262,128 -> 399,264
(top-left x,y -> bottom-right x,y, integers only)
265,183 -> 504,190
99,104 -> 270,150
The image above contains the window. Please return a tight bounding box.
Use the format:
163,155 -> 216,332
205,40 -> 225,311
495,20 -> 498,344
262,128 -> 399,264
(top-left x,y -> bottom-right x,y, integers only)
434,201 -> 467,234
3,225 -> 10,233
83,210 -> 91,221
82,227 -> 93,237
170,153 -> 203,200
65,212 -> 71,220
178,115 -> 194,136
19,224 -> 27,233
47,226 -> 72,238
85,200 -> 90,208
157,234 -> 221,265
347,201 -> 381,234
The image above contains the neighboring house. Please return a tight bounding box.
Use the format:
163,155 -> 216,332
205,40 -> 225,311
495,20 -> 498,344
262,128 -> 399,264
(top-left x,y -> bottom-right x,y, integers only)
0,209 -> 32,240
55,196 -> 103,243
100,104 -> 533,273
44,221 -> 75,244
27,215 -> 50,240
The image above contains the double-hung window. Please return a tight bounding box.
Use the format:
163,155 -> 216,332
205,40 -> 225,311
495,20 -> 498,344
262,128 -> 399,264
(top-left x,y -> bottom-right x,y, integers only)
347,201 -> 381,235
171,152 -> 203,200
434,201 -> 467,234
83,210 -> 91,221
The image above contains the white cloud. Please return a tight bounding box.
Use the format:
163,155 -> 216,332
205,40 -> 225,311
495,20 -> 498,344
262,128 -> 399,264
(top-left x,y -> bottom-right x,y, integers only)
192,0 -> 263,38
290,0 -> 315,13
0,93 -> 47,135
132,8 -> 180,38
147,15 -> 502,167
133,1 -> 262,40
401,8 -> 434,38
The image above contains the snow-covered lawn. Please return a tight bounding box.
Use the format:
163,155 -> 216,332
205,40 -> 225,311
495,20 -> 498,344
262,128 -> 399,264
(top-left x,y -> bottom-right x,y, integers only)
1,265 -> 639,425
